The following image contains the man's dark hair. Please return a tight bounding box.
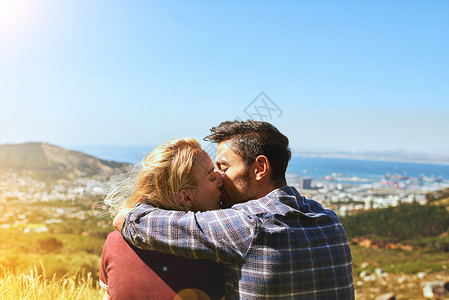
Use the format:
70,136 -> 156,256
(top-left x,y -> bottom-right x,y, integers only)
204,120 -> 291,186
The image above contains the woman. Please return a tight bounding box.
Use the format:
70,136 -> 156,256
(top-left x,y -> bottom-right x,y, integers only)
99,138 -> 225,300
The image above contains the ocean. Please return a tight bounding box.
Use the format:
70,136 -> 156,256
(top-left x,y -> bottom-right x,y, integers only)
287,156 -> 449,182
67,145 -> 449,185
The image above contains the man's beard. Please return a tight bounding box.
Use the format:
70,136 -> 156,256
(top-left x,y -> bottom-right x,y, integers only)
222,168 -> 254,208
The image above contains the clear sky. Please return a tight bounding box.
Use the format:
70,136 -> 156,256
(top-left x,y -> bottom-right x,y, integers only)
1,0 -> 448,154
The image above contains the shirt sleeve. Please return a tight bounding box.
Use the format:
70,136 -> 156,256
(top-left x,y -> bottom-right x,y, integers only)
121,202 -> 258,264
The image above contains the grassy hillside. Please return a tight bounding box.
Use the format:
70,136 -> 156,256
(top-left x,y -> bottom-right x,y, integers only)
0,142 -> 129,180
341,201 -> 449,253
0,266 -> 103,300
342,203 -> 449,240
427,186 -> 449,205
0,143 -> 51,169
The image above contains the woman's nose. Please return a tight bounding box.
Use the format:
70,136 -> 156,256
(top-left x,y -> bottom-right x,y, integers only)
214,170 -> 223,188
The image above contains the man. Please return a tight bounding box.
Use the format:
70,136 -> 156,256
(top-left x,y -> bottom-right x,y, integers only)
115,120 -> 354,299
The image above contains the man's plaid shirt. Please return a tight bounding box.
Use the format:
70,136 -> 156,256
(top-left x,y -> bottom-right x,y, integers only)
121,186 -> 355,299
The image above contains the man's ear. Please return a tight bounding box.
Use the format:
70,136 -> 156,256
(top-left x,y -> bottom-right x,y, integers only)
178,189 -> 194,209
254,155 -> 270,181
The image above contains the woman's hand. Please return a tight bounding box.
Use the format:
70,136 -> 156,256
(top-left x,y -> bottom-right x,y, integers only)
113,207 -> 133,232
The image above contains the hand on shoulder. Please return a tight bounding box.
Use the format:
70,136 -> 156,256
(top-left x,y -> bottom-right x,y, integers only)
113,207 -> 133,232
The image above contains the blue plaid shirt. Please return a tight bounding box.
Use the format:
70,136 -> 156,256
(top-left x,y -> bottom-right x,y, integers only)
122,186 -> 354,299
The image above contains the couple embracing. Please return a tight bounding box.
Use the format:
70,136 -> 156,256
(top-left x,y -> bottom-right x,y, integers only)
100,120 -> 355,299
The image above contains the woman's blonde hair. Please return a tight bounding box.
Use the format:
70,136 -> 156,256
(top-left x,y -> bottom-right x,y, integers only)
104,138 -> 204,215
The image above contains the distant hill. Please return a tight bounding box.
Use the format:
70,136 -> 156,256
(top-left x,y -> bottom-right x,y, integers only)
292,149 -> 449,165
0,142 -> 130,180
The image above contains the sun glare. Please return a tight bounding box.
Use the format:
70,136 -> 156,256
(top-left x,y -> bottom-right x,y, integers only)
0,0 -> 39,41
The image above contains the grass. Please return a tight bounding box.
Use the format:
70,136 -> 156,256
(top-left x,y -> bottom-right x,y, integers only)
0,228 -> 103,284
0,244 -> 447,300
351,245 -> 449,275
0,265 -> 103,300
1,188 -> 448,300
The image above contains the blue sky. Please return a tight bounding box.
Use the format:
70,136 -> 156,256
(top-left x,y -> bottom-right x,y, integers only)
1,0 -> 448,154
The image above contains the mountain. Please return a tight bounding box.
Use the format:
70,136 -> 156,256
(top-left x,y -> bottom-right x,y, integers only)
292,149 -> 449,165
0,142 -> 130,180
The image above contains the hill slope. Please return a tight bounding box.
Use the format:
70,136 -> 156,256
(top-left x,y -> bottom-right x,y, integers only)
342,203 -> 449,241
341,196 -> 449,252
0,142 -> 129,180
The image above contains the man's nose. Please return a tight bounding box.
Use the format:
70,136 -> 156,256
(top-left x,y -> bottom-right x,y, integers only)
214,170 -> 223,188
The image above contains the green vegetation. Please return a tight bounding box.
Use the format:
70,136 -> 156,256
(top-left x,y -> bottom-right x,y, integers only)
0,266 -> 103,300
0,195 -> 111,284
341,188 -> 449,284
0,228 -> 106,282
0,143 -> 51,169
351,245 -> 448,275
1,145 -> 448,300
341,203 -> 449,244
426,186 -> 449,205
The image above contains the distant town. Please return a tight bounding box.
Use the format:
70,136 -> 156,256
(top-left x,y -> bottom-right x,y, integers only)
0,170 -> 108,233
288,170 -> 448,216
0,163 -> 448,236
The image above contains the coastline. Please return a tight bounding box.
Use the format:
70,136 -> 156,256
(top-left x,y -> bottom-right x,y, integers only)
292,153 -> 449,167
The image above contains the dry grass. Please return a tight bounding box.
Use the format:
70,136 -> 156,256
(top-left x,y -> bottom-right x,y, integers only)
0,264 -> 103,300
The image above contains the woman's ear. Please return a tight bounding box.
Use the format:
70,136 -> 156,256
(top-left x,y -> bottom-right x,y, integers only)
254,155 -> 270,181
178,189 -> 194,209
